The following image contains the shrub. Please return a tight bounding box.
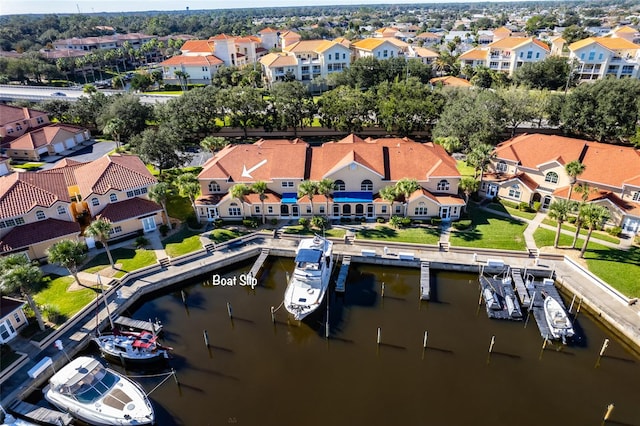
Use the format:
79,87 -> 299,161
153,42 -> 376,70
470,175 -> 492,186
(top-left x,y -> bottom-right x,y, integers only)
243,218 -> 258,228
532,201 -> 541,212
376,217 -> 386,223
311,216 -> 327,229
94,241 -> 104,249
606,226 -> 622,237
389,216 -> 403,228
41,304 -> 63,325
452,219 -> 473,230
135,236 -> 149,248
214,219 -> 224,228
186,214 -> 203,229
518,202 -> 529,211
159,224 -> 170,237
298,217 -> 310,229
431,217 -> 442,226
567,217 -> 577,224
401,217 -> 412,227
270,218 -> 278,226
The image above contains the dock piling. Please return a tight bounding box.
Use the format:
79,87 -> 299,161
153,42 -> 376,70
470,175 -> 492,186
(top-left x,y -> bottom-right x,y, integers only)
377,327 -> 381,345
599,338 -> 610,357
603,403 -> 614,421
181,290 -> 187,305
203,330 -> 210,347
568,294 -> 577,314
575,298 -> 583,319
488,335 -> 496,353
270,306 -> 275,323
172,368 -> 179,385
227,302 -> 233,319
539,337 -> 549,359
381,282 -> 385,298
423,331 -> 428,349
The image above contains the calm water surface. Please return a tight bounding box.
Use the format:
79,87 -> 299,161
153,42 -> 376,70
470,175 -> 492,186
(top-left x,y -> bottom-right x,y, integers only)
117,258 -> 639,426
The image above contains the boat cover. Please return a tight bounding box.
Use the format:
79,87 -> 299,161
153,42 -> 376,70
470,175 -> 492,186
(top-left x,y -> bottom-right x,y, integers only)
295,249 -> 322,264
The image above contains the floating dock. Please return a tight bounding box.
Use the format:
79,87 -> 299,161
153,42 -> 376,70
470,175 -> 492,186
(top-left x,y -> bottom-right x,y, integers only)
510,268 -> 531,306
248,248 -> 270,280
479,274 -> 523,321
420,261 -> 430,300
527,278 -> 574,342
9,400 -> 73,426
335,255 -> 351,293
113,316 -> 163,334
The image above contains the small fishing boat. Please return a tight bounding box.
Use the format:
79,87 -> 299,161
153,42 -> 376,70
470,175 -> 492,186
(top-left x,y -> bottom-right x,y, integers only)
284,235 -> 334,320
44,356 -> 154,425
543,296 -> 575,343
93,330 -> 170,364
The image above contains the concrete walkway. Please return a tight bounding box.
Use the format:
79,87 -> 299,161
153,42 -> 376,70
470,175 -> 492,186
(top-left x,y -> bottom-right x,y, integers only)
439,220 -> 451,244
523,212 -> 546,253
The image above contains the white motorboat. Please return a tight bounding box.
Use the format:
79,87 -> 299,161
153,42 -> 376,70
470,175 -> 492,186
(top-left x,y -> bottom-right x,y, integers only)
543,296 -> 575,342
94,330 -> 170,364
284,235 -> 334,320
44,356 -> 154,425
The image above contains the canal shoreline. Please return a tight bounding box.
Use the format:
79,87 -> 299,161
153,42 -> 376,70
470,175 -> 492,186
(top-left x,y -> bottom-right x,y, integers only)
1,232 -> 639,409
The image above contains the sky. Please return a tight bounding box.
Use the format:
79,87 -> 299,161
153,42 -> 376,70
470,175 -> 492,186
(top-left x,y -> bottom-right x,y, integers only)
1,0 -> 535,16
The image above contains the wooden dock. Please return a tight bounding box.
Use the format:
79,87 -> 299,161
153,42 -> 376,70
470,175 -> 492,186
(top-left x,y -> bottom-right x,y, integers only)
420,261 -> 430,300
335,255 -> 351,293
9,400 -> 73,425
510,268 -> 531,306
248,248 -> 270,280
478,274 -> 523,321
528,278 -> 574,342
114,316 -> 163,334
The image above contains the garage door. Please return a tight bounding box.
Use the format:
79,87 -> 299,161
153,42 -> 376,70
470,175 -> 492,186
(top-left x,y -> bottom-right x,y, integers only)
53,142 -> 65,153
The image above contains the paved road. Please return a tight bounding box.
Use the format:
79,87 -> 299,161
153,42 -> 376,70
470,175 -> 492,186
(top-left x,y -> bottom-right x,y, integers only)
0,84 -> 175,104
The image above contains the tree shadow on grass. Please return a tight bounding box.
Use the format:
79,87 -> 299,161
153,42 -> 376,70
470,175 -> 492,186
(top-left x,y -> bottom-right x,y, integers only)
82,247 -> 137,271
584,246 -> 640,266
450,228 -> 482,242
357,226 -> 398,239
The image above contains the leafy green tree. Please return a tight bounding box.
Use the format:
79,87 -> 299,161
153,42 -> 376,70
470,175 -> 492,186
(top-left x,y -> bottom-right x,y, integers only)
130,126 -> 190,173
149,182 -> 172,224
229,183 -> 251,219
84,219 -> 114,267
466,143 -> 495,190
251,181 -> 268,224
268,81 -> 316,136
0,254 -> 45,331
579,204 -> 610,258
562,25 -> 592,44
548,200 -> 575,248
571,183 -> 595,249
459,177 -> 479,205
97,94 -> 152,143
298,181 -> 318,216
200,136 -> 228,153
176,173 -> 201,222
318,85 -> 375,132
47,239 -> 87,287
102,118 -> 126,149
67,91 -> 109,129
130,73 -> 152,91
512,56 -> 575,91
498,86 -> 536,137
434,136 -> 462,154
221,86 -> 266,138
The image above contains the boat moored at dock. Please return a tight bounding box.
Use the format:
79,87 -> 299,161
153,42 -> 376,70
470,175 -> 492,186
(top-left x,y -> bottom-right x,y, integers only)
93,330 -> 171,364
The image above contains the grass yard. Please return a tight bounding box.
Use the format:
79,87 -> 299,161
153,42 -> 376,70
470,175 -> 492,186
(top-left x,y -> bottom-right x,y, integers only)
541,218 -> 620,244
283,226 -> 346,238
485,202 -> 536,220
166,195 -> 194,221
449,205 -> 527,251
533,228 -> 640,297
82,247 -> 157,278
357,225 -> 441,245
163,227 -> 203,257
456,160 -> 476,178
34,275 -> 96,323
209,228 -> 246,243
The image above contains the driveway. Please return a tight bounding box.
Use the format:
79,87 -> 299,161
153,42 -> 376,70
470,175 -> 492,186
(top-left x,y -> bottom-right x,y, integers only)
39,140 -> 117,170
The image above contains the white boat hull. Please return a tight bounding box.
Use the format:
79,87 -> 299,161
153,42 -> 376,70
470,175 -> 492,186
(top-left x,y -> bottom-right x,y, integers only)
94,332 -> 168,364
543,296 -> 575,341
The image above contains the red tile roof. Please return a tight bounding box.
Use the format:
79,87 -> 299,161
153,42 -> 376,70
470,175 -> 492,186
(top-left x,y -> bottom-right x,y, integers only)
161,55 -> 223,66
0,172 -> 70,218
0,218 -> 80,253
97,197 -> 162,223
40,159 -> 86,187
0,105 -> 47,127
74,155 -> 157,196
8,124 -> 85,150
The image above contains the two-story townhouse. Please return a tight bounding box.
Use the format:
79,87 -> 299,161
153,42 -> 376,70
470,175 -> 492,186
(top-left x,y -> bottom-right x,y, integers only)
5,124 -> 91,161
459,37 -> 550,76
73,155 -> 163,238
161,55 -> 224,85
373,27 -> 400,38
195,135 -> 464,223
279,30 -> 301,50
0,172 -> 79,260
352,38 -> 408,60
0,105 -> 49,140
481,134 -> 640,235
258,27 -> 280,50
415,32 -> 443,47
52,33 -> 155,52
259,53 -> 299,85
568,37 -> 640,81
608,26 -> 640,44
409,46 -> 439,65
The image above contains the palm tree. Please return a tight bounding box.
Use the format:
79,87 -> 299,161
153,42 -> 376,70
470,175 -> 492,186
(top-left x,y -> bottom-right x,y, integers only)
149,182 -> 172,225
395,178 -> 420,216
316,178 -> 334,219
251,181 -> 268,224
379,185 -> 397,219
200,136 -> 228,153
230,184 -> 251,219
47,239 -> 88,287
102,118 -> 126,149
176,173 -> 201,223
571,183 -> 595,249
548,199 -> 576,248
565,160 -> 586,201
579,204 -> 610,258
297,181 -> 318,217
84,219 -> 114,267
459,176 -> 479,207
466,144 -> 495,190
0,254 -> 46,331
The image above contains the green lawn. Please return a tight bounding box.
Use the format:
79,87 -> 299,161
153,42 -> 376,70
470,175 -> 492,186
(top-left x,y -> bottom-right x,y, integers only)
357,225 -> 441,245
81,247 -> 157,278
11,162 -> 44,171
163,227 -> 203,257
209,229 -> 246,243
541,218 -> 620,244
533,228 -> 640,297
456,160 -> 475,178
283,226 -> 346,238
449,205 -> 527,251
485,202 -> 536,220
34,276 -> 96,323
166,195 -> 194,221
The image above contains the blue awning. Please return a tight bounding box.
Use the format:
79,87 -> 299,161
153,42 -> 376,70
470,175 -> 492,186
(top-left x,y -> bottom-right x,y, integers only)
333,191 -> 373,203
281,192 -> 298,204
295,248 -> 322,264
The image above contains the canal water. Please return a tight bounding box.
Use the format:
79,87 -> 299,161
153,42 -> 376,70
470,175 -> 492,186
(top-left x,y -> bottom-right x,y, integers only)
112,258 -> 638,425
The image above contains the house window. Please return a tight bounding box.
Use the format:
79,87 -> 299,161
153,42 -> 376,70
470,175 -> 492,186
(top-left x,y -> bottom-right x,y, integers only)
281,181 -> 294,188
437,180 -> 450,191
526,51 -> 532,59
268,206 -> 274,214
57,205 -> 66,215
91,198 -> 99,206
508,184 -> 521,199
319,206 -> 325,214
306,206 -> 312,214
110,194 -> 117,202
361,180 -> 373,191
383,49 -> 388,57
381,205 -> 387,214
126,188 -> 147,198
633,192 -> 640,202
536,52 -> 540,59
545,172 -> 559,184
588,51 -> 595,61
228,203 -> 242,216
343,53 -> 346,59
496,161 -> 507,173
335,180 -> 345,191
395,205 -> 403,214
333,204 -> 339,216
209,181 -> 221,192
36,210 -> 45,220
255,206 -> 261,214
13,312 -> 21,323
37,117 -> 44,124
109,226 -> 122,235
414,202 -> 428,215
328,54 -> 332,60
519,52 -> 523,58
16,125 -> 22,131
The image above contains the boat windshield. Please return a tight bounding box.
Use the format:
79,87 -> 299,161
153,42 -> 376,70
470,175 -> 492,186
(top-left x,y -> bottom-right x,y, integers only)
67,366 -> 119,403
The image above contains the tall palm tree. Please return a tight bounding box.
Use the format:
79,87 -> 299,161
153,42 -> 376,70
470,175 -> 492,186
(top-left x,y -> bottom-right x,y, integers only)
230,183 -> 251,219
466,143 -> 494,189
47,240 -> 88,287
395,178 -> 420,216
200,136 -> 228,153
571,183 -> 595,249
251,181 -> 268,224
316,178 -> 334,219
565,160 -> 586,201
149,182 -> 172,225
548,199 -> 576,248
0,254 -> 46,331
102,118 -> 126,149
379,185 -> 397,219
176,173 -> 201,223
459,176 -> 479,208
84,219 -> 114,267
579,204 -> 610,258
297,180 -> 318,217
